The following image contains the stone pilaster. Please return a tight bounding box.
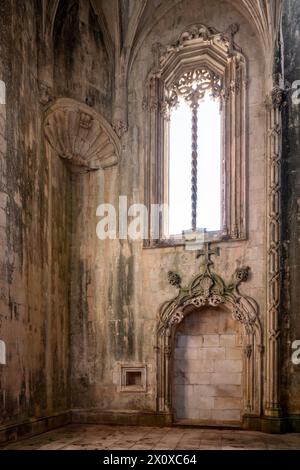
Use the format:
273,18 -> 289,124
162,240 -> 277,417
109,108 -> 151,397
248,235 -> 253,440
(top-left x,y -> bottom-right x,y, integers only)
265,86 -> 284,417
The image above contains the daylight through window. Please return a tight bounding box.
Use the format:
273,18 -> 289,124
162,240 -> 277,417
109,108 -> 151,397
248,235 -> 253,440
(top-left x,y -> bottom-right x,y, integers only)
168,69 -> 222,236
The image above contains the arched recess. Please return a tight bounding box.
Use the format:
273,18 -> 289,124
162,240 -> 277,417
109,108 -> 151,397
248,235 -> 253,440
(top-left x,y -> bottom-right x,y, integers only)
157,261 -> 263,421
44,98 -> 121,172
42,0 -> 114,62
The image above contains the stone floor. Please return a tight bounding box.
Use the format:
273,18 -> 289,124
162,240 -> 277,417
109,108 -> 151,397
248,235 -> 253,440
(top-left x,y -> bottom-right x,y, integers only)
1,424 -> 300,450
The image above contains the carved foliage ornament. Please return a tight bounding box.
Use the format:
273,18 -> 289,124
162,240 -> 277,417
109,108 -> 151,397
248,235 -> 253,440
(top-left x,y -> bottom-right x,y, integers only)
157,260 -> 262,416
146,23 -> 241,99
162,23 -> 241,63
44,98 -> 121,172
161,263 -> 259,336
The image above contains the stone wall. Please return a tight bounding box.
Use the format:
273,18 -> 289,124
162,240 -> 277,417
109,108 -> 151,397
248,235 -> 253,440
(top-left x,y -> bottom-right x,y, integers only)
1,0 -> 300,438
69,0 -> 267,417
281,0 -> 300,416
0,0 -> 70,436
174,308 -> 243,423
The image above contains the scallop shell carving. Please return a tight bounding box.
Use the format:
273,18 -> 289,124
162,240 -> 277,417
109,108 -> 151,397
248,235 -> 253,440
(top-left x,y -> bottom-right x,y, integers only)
44,98 -> 121,172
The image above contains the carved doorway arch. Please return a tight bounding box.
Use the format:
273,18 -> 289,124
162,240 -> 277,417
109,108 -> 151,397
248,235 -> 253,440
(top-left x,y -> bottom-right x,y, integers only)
157,262 -> 263,421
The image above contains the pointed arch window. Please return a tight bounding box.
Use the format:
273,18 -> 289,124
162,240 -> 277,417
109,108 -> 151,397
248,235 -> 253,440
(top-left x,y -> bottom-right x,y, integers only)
144,24 -> 247,247
168,67 -> 222,235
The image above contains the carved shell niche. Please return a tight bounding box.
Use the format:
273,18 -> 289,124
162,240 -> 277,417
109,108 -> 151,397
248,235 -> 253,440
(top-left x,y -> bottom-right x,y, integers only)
44,98 -> 121,172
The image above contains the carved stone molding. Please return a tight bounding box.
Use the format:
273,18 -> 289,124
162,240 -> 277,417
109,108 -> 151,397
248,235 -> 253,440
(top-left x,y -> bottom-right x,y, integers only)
162,23 -> 242,63
112,120 -> 129,138
44,98 -> 121,172
38,80 -> 54,106
144,23 -> 247,243
265,86 -> 284,417
157,262 -> 262,417
167,271 -> 182,289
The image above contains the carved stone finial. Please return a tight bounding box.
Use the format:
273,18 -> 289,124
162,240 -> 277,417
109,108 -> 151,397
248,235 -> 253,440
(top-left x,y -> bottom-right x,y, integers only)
168,271 -> 182,289
227,23 -> 239,37
265,86 -> 285,109
152,42 -> 165,72
221,23 -> 240,55
175,24 -> 216,47
271,85 -> 285,108
232,266 -> 250,287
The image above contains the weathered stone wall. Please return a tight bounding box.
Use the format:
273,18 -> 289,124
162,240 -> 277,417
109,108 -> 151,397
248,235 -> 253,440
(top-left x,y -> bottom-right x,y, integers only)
53,0 -> 112,121
0,0 -> 71,431
69,0 -> 267,416
281,0 -> 300,415
174,307 -> 243,422
0,0 -> 114,434
1,0 -> 299,435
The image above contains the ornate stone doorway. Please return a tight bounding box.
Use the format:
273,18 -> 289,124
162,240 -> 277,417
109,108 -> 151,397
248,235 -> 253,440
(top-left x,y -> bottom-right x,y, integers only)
156,250 -> 263,425
173,306 -> 243,424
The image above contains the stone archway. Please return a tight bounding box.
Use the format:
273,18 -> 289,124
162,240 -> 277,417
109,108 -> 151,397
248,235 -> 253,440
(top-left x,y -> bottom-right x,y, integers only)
157,261 -> 263,424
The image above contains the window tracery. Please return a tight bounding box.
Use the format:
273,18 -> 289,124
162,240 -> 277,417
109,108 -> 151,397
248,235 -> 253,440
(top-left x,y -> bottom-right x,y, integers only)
144,23 -> 247,246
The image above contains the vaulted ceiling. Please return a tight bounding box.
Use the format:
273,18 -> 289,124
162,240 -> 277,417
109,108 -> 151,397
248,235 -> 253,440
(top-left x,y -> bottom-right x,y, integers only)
42,0 -> 282,74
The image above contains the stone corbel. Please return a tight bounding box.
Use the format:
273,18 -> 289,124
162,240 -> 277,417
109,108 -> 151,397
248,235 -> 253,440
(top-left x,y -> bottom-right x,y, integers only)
44,98 -> 121,172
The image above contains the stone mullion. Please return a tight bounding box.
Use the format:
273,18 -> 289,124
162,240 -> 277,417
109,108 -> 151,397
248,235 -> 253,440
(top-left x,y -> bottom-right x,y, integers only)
231,59 -> 238,238
220,97 -> 227,236
226,65 -> 234,238
223,72 -> 231,237
191,101 -> 199,231
265,87 -> 283,417
241,69 -> 247,238
236,63 -> 244,238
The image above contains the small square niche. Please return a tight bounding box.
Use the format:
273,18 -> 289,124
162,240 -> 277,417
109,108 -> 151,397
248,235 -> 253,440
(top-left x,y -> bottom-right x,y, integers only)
120,366 -> 146,392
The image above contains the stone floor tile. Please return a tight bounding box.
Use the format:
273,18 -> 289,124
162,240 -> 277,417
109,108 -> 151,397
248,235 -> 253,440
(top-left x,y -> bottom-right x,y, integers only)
2,424 -> 300,451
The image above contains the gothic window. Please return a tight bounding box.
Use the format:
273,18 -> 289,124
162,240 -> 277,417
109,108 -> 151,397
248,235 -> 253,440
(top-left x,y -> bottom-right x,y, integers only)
168,68 -> 222,235
144,24 -> 247,247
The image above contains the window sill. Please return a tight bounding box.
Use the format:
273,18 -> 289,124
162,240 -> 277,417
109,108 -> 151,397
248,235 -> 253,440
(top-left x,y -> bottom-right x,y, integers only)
143,231 -> 247,249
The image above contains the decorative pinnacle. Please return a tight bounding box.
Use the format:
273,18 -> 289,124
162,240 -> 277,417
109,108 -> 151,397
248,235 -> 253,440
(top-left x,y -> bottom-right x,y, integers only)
168,271 -> 182,289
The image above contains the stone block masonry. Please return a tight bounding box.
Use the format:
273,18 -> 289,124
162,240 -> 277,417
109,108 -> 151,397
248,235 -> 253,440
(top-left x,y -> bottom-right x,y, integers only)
174,308 -> 243,423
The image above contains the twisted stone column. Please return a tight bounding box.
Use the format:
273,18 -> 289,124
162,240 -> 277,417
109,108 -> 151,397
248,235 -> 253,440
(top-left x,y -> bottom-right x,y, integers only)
191,99 -> 199,231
